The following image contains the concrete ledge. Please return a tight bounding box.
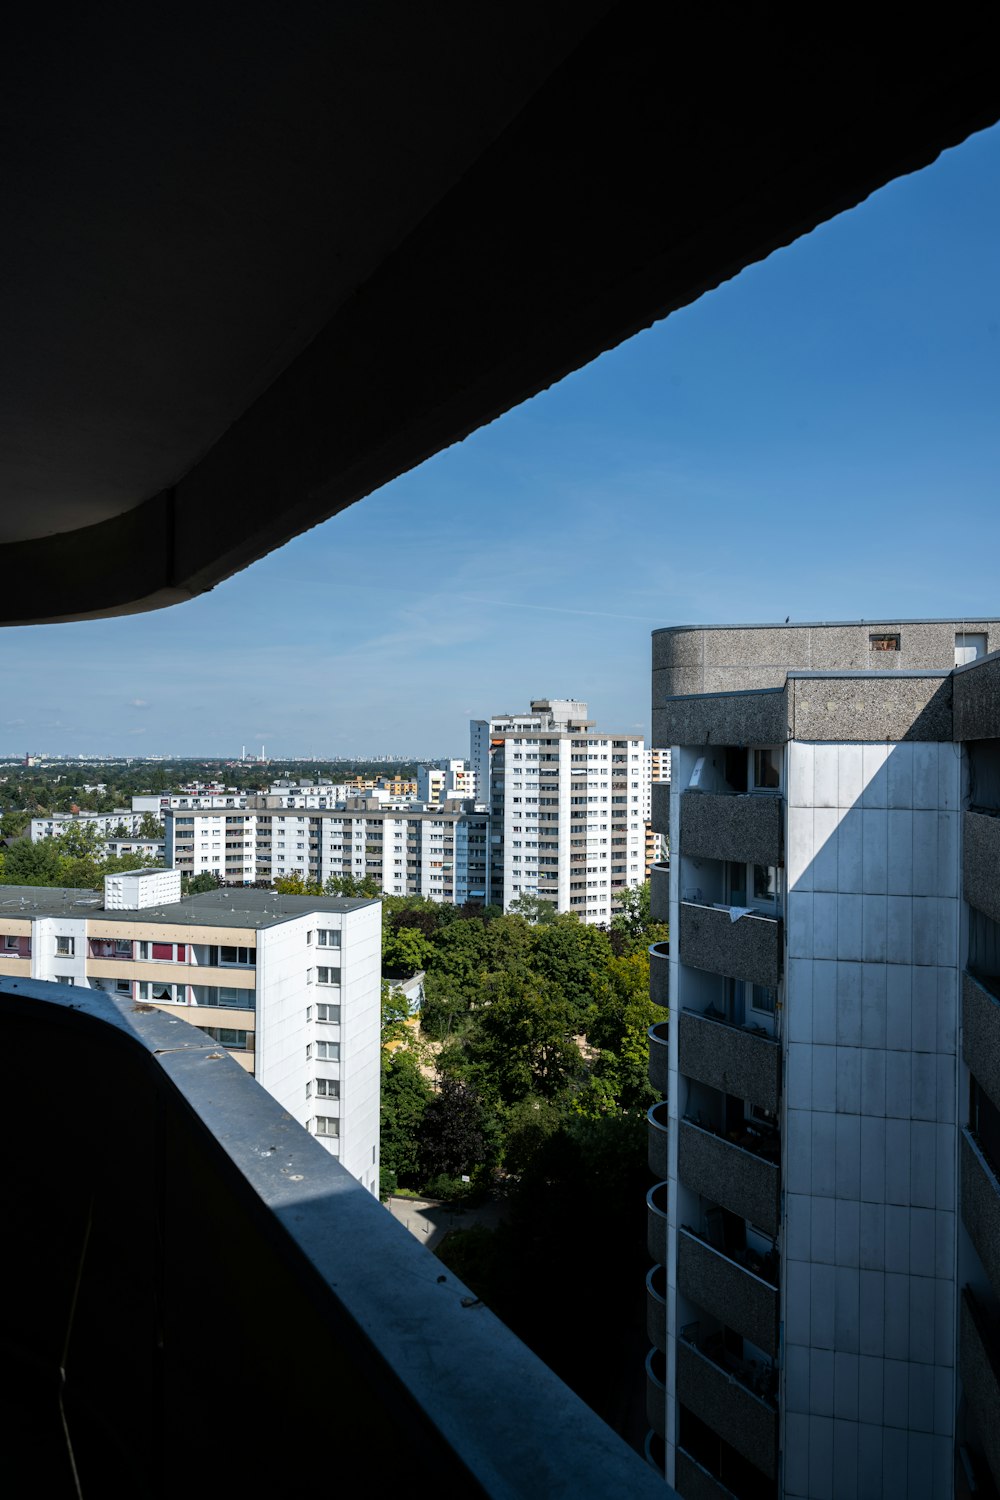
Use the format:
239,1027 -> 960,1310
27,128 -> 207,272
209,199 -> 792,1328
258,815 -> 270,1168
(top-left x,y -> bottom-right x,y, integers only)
963,971 -> 1000,1115
680,791 -> 783,868
652,689 -> 788,751
675,1340 -> 777,1479
679,903 -> 782,990
677,1229 -> 778,1358
962,1130 -> 1000,1305
955,651 -> 1000,742
678,1121 -> 780,1237
679,1010 -> 780,1115
961,1290 -> 1000,1494
964,811 -> 1000,925
788,674 -> 952,742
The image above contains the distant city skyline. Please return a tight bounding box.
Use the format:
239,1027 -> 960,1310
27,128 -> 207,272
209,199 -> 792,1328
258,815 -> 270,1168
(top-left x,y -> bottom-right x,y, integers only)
6,123 -> 999,756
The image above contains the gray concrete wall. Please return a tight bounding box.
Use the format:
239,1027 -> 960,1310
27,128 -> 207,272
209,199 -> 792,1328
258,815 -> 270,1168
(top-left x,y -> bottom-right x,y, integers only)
679,903 -> 782,990
648,1103 -> 669,1179
675,1340 -> 777,1478
648,1021 -> 670,1094
680,790 -> 783,868
677,1229 -> 778,1356
954,651 -> 1000,742
787,674 -> 953,743
650,780 -> 670,835
964,810 -> 1000,925
961,1130 -> 1000,1305
652,689 -> 788,751
647,1266 -> 667,1353
678,1120 -> 780,1236
653,621 -> 1000,698
678,1010 -> 780,1115
963,971 -> 1000,1115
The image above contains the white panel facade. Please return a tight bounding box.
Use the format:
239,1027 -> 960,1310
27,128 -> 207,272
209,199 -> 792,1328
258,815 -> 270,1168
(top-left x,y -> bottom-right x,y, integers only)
781,741 -> 961,1500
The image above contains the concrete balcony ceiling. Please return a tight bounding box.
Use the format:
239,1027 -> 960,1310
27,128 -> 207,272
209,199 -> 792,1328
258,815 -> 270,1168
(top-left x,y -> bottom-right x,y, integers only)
3,6 -> 999,624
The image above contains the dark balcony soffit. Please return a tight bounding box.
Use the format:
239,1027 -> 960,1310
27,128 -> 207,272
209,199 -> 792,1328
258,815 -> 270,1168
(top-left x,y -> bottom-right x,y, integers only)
678,1120 -> 780,1238
679,903 -> 782,991
0,977 -> 671,1499
677,1229 -> 778,1358
2,10 -> 999,623
680,791 -> 783,869
678,1010 -> 780,1115
964,812 -> 1000,926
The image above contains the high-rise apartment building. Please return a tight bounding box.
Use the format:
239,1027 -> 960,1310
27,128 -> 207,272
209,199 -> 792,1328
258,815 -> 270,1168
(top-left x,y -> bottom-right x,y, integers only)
471,698 -> 646,922
417,759 -> 474,805
165,799 -> 488,903
647,619 -> 1000,1499
0,869 -> 381,1192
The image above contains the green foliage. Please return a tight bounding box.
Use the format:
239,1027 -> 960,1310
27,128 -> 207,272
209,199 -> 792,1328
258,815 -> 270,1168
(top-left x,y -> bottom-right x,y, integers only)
417,1080 -> 496,1183
0,837 -> 63,886
507,891 -> 557,925
382,922 -> 434,976
137,811 -> 164,840
184,871 -> 221,894
381,980 -> 411,1045
380,1048 -> 433,1186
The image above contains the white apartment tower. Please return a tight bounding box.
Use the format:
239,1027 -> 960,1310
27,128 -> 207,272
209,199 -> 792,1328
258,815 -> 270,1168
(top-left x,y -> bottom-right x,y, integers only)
471,698 -> 646,922
646,619 -> 1000,1500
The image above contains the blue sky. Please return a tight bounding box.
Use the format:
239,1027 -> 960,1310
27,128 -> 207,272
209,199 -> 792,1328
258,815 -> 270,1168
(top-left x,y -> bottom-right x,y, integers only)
9,123 -> 1000,760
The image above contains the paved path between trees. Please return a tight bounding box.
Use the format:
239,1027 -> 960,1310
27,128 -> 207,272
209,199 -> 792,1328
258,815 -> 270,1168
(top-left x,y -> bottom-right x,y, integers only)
384,1194 -> 506,1252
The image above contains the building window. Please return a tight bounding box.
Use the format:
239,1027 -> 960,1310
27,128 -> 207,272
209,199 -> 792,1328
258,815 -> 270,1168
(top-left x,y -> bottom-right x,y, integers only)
56,975 -> 75,986
4,936 -> 18,950
315,1078 -> 340,1099
750,747 -> 781,790
752,865 -> 779,904
220,945 -> 255,965
316,966 -> 340,986
869,632 -> 900,651
115,938 -> 132,956
314,1117 -> 340,1138
316,1003 -> 340,1024
55,936 -> 74,956
315,1040 -> 340,1061
114,979 -> 132,995
750,985 -> 777,1015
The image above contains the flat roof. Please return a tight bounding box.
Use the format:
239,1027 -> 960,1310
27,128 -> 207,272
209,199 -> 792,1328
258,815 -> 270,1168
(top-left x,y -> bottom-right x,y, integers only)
652,617 -> 997,635
0,885 -> 377,928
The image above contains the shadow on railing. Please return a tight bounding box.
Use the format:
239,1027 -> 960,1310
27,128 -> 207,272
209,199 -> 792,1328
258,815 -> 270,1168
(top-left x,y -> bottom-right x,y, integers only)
0,977 -> 672,1499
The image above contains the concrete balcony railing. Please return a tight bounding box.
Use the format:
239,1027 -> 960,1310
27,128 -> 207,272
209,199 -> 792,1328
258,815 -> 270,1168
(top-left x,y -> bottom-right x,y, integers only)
678,1120 -> 781,1238
649,941 -> 670,1009
647,1181 -> 669,1268
647,1020 -> 670,1094
674,1449 -> 741,1500
650,781 -> 670,836
650,861 -> 670,923
647,1101 -> 670,1180
645,1346 -> 666,1441
678,903 -> 782,991
961,1289 -> 1000,1493
646,1263 -> 666,1354
0,976 -> 673,1500
964,810 -> 1000,926
679,791 -> 783,869
964,969 -> 1000,1112
676,1334 -> 777,1480
962,1129 -> 1000,1303
678,1009 -> 780,1115
676,1227 -> 779,1358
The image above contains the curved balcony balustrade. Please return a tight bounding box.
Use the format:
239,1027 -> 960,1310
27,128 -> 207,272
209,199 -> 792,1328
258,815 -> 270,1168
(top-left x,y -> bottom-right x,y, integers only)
645,1346 -> 666,1441
650,862 -> 670,923
649,942 -> 670,1009
646,1263 -> 667,1353
0,976 -> 672,1500
676,1328 -> 777,1480
678,1119 -> 780,1238
647,1100 -> 670,1180
678,1008 -> 780,1116
643,1429 -> 666,1478
647,1181 -> 669,1268
676,1227 -> 779,1358
647,1020 -> 670,1094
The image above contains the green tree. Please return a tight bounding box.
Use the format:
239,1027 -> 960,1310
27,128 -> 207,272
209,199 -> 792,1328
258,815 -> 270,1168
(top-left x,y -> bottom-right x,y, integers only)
417,1080 -> 495,1183
137,811 -> 163,840
508,892 -> 557,925
529,913 -> 612,1022
0,837 -> 62,886
184,871 -> 221,894
380,1048 -> 433,1188
57,821 -> 105,861
382,923 -> 433,976
463,977 -> 583,1105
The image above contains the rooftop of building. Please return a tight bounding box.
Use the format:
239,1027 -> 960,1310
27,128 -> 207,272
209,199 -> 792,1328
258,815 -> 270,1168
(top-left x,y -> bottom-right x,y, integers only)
0,885 -> 378,926
652,616 -> 998,635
